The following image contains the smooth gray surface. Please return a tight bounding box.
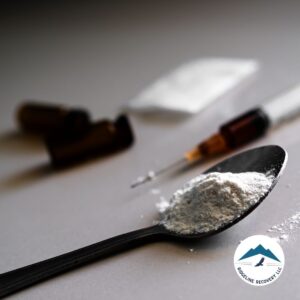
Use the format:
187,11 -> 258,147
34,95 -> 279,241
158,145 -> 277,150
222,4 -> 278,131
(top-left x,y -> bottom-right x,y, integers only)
1,1 -> 300,299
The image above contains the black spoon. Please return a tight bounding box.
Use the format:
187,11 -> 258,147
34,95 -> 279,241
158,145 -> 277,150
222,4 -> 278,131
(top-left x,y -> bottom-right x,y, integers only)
0,145 -> 287,298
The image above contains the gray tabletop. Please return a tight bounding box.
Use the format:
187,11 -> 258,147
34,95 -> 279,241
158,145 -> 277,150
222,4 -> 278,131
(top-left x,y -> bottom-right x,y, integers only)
1,1 -> 300,299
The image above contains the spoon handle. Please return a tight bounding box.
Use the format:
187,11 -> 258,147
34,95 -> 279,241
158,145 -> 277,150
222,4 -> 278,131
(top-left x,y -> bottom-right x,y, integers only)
0,225 -> 165,298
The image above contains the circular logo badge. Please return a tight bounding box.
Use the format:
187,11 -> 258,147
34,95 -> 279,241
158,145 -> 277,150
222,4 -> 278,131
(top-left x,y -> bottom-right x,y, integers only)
234,235 -> 284,286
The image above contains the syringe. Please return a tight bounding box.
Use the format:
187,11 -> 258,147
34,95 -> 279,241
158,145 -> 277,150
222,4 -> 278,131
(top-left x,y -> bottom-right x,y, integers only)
131,84 -> 300,188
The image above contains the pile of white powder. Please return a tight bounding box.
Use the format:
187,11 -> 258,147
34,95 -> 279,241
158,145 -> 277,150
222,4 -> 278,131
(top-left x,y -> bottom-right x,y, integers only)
267,211 -> 300,243
158,172 -> 274,234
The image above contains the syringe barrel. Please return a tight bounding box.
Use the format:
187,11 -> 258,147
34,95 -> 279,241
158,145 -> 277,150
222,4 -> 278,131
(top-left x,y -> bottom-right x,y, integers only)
220,108 -> 270,148
196,108 -> 270,159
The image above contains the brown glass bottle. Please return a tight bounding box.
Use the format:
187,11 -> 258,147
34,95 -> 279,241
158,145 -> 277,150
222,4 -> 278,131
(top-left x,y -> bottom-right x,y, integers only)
16,102 -> 90,136
45,115 -> 134,167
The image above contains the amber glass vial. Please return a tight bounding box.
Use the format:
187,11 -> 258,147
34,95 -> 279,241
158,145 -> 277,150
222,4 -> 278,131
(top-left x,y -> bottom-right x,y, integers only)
46,115 -> 134,167
16,102 -> 90,136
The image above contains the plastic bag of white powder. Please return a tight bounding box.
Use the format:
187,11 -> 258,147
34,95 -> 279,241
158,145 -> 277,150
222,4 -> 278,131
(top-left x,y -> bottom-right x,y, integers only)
126,58 -> 259,114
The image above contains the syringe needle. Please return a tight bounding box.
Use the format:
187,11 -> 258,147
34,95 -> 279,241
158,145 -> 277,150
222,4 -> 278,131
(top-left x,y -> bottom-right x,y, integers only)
130,157 -> 190,188
130,173 -> 155,189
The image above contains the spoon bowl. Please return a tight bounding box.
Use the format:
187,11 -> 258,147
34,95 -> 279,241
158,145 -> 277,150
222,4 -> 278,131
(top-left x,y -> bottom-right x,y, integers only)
163,144 -> 287,239
0,145 -> 287,298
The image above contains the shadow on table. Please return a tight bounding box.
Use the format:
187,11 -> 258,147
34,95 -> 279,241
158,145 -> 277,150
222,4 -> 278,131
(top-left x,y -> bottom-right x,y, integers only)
173,229 -> 232,253
0,163 -> 53,194
0,149 -> 130,195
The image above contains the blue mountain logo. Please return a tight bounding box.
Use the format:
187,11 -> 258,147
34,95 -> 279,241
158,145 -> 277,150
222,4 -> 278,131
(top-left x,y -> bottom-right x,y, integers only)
239,244 -> 280,262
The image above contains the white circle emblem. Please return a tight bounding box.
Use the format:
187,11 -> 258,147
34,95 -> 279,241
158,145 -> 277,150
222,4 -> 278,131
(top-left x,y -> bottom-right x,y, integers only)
234,235 -> 284,286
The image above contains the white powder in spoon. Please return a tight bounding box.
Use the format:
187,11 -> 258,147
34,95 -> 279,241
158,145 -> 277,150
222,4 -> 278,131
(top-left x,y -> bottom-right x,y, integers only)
159,172 -> 273,234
